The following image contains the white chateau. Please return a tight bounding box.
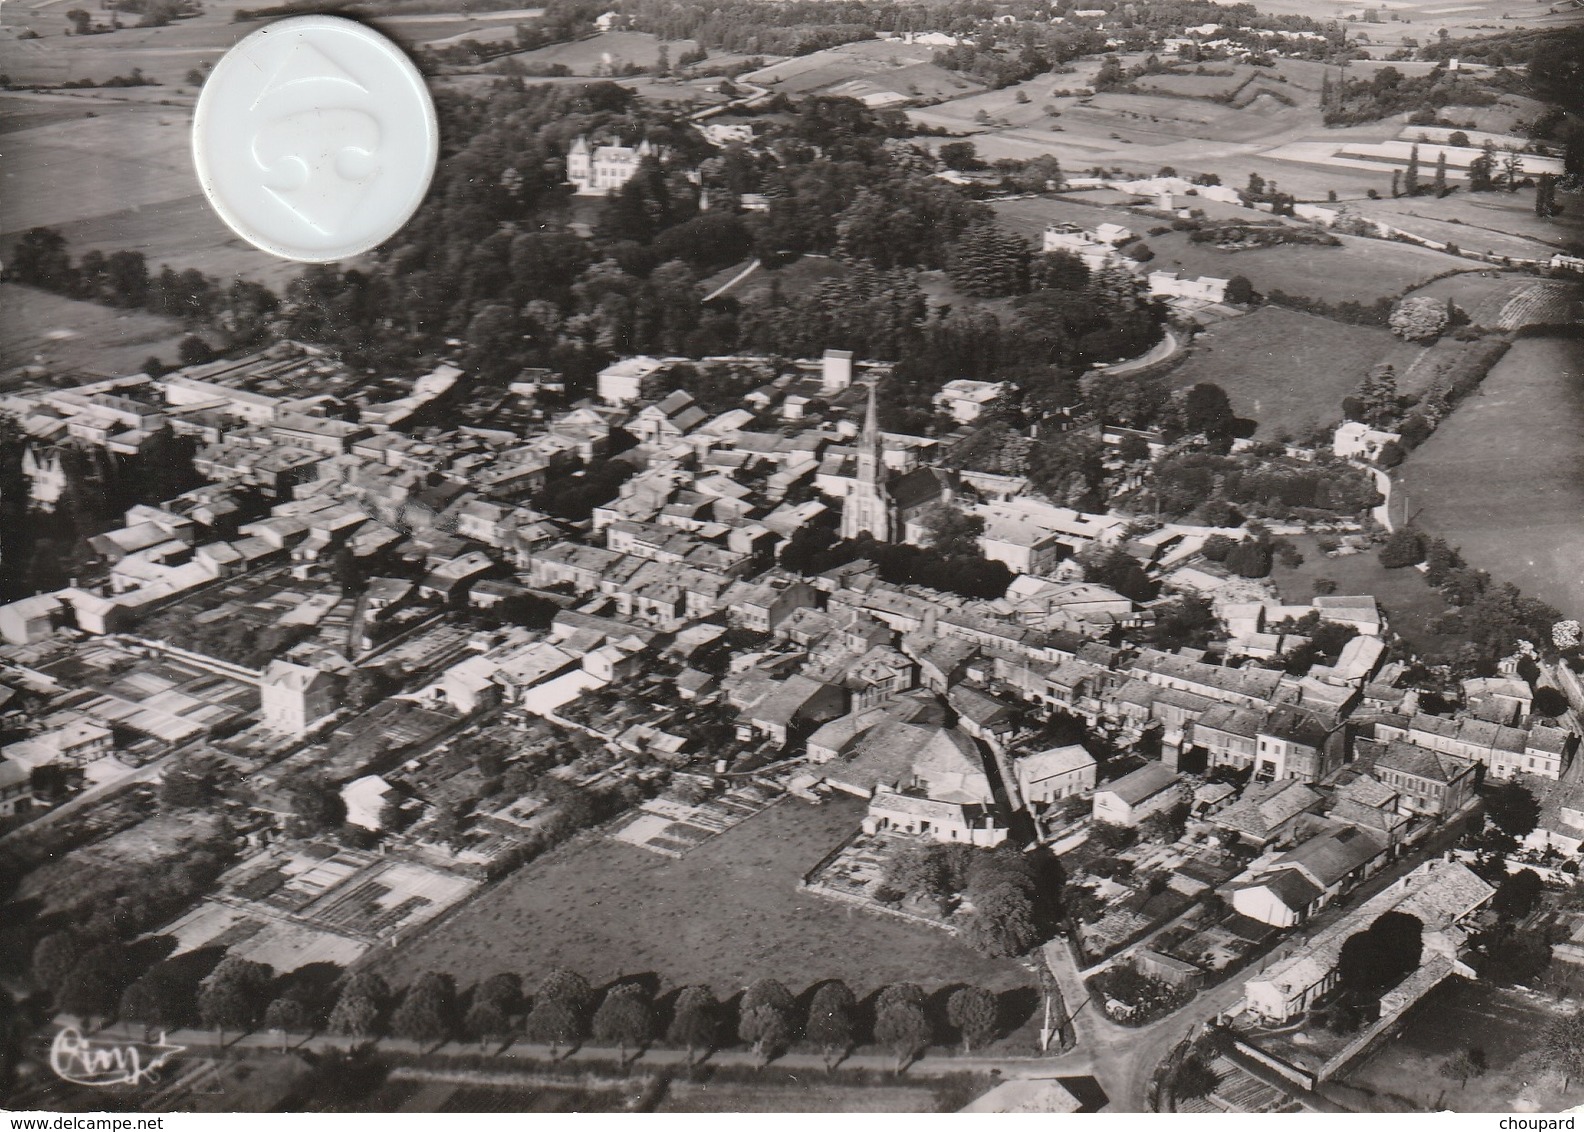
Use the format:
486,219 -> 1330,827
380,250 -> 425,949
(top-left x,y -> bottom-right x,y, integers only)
21,445 -> 65,512
566,136 -> 666,196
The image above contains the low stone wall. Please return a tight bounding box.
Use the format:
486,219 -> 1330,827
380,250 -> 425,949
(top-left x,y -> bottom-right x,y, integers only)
1233,1039 -> 1316,1090
801,879 -> 958,934
1316,960 -> 1453,1082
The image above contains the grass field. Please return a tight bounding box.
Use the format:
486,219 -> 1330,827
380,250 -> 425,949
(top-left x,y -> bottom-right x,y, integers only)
0,282 -> 189,377
1162,307 -> 1397,440
378,791 -> 1031,1000
1269,534 -> 1460,661
1332,978 -> 1584,1113
1395,335 -> 1584,619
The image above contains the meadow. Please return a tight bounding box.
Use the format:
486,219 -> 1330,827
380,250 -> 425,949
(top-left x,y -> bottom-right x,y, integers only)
1268,534 -> 1459,661
0,283 -> 190,377
1143,229 -> 1474,304
1394,335 -> 1584,618
493,30 -> 699,75
1161,307 -> 1398,440
0,93 -> 308,286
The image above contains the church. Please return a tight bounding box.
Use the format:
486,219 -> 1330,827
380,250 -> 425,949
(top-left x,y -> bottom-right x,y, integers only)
840,384 -> 956,544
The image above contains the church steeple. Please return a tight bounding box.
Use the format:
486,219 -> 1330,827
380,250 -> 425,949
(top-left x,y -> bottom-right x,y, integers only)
842,380 -> 893,542
857,380 -> 882,485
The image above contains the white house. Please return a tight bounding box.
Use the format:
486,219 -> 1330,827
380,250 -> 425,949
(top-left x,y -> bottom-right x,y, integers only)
566,136 -> 666,196
933,379 -> 1008,424
1332,420 -> 1401,462
1092,762 -> 1185,827
342,775 -> 399,831
1146,271 -> 1229,304
261,660 -> 339,737
597,356 -> 666,405
863,791 -> 1008,846
1016,744 -> 1098,807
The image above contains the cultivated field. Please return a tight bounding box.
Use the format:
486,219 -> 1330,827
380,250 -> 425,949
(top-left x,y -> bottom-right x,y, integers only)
0,0 -> 546,83
378,791 -> 1030,998
1333,978 -> 1584,1112
1395,335 -> 1584,618
745,37 -> 983,103
494,30 -> 699,75
1162,306 -> 1398,439
0,283 -> 189,378
0,92 -> 318,286
1352,192 -> 1584,263
1409,274 -> 1584,330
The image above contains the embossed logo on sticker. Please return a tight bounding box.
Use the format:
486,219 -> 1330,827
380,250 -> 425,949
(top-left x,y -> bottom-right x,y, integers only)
193,16 -> 437,263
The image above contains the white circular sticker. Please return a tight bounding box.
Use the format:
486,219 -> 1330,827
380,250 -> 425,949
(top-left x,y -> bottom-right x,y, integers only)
192,14 -> 438,263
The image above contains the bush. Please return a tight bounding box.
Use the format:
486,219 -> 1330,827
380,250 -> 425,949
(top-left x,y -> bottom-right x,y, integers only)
1378,527 -> 1426,568
1224,540 -> 1273,578
1389,295 -> 1451,342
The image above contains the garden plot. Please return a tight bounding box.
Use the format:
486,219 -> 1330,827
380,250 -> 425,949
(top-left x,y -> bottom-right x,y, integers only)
609,782 -> 783,857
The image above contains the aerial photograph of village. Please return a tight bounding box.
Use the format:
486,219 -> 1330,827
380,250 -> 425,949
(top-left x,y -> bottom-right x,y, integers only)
0,0 -> 1581,1113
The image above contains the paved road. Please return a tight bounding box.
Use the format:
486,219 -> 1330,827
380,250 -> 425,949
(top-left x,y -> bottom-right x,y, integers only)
1036,806 -> 1476,1112
63,1020 -> 1081,1082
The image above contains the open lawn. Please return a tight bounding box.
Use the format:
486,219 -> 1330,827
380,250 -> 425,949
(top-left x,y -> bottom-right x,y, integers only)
0,282 -> 189,377
0,94 -> 197,234
378,791 -> 1030,999
1161,307 -> 1396,440
1269,534 -> 1460,661
1396,335 -> 1584,619
1332,978 -> 1584,1113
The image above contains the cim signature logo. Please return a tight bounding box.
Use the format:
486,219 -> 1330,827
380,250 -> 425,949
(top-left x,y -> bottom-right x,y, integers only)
248,39 -> 382,236
49,1026 -> 185,1088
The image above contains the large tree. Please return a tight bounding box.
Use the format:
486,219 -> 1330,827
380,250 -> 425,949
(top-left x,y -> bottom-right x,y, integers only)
874,984 -> 933,1072
804,981 -> 857,1069
947,986 -> 999,1053
198,956 -> 275,1040
58,944 -> 135,1026
737,979 -> 797,1064
666,985 -> 719,1064
31,931 -> 81,999
1486,781 -> 1541,838
525,967 -> 592,1057
391,972 -> 457,1046
591,984 -> 653,1064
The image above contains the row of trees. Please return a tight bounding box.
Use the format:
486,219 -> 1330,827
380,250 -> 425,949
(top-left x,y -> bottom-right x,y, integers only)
46,947 -> 1015,1073
332,968 -> 1005,1071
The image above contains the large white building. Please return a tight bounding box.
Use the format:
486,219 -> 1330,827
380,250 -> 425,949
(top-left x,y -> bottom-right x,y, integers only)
261,660 -> 339,737
567,136 -> 667,196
